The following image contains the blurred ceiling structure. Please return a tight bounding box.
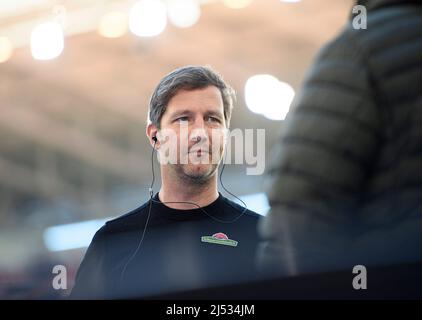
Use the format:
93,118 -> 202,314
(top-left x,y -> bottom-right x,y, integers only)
0,0 -> 353,265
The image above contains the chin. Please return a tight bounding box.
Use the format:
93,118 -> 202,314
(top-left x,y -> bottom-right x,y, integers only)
182,164 -> 217,182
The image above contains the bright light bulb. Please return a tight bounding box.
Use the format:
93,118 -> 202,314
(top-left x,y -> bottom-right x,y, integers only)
31,21 -> 64,60
98,11 -> 128,38
222,0 -> 254,9
0,37 -> 13,63
167,0 -> 201,28
129,0 -> 167,37
245,74 -> 295,121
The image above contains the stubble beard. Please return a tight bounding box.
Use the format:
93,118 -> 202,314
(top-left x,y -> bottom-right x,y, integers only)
173,161 -> 219,186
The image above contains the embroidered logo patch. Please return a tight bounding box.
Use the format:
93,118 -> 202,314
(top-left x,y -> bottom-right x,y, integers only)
201,232 -> 238,247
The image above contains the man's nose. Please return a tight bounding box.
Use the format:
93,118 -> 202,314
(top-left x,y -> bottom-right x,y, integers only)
190,119 -> 208,143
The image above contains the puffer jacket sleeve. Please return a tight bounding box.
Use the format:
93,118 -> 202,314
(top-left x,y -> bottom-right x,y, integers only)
257,27 -> 384,276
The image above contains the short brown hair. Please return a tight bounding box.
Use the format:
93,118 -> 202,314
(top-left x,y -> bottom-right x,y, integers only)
148,65 -> 235,128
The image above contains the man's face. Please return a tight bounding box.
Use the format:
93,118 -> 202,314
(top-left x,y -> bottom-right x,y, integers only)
158,86 -> 227,184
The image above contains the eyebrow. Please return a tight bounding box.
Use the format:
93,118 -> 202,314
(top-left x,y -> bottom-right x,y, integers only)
204,110 -> 224,119
168,110 -> 195,119
169,109 -> 224,119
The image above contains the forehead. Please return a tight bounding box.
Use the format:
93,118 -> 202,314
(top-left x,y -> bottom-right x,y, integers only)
166,86 -> 224,115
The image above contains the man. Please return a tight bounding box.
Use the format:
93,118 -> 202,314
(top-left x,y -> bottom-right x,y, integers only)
71,66 -> 261,299
258,0 -> 422,276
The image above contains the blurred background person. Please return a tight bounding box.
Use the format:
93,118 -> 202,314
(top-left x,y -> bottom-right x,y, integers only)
258,0 -> 422,276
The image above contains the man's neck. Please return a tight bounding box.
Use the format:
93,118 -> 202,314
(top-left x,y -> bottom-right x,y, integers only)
158,173 -> 219,210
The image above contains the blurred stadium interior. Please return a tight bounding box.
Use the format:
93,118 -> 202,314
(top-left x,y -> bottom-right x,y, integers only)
0,0 -> 353,299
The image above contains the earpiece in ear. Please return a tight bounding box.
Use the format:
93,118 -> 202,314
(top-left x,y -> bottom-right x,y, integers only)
152,136 -> 157,142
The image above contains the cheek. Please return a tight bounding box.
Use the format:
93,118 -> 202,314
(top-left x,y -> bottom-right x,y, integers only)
178,132 -> 189,150
210,130 -> 225,151
177,125 -> 189,141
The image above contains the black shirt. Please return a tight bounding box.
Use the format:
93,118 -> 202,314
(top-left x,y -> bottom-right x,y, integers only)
70,193 -> 261,299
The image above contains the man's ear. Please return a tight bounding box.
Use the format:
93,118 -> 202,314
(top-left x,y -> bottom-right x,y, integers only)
146,123 -> 159,148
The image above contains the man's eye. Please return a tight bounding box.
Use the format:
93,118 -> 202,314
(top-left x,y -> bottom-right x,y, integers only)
176,117 -> 189,122
207,117 -> 220,123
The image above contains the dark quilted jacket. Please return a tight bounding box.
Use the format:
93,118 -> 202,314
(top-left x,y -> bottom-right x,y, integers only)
258,0 -> 422,275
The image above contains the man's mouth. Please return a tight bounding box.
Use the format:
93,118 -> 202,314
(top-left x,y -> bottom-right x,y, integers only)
188,149 -> 211,157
